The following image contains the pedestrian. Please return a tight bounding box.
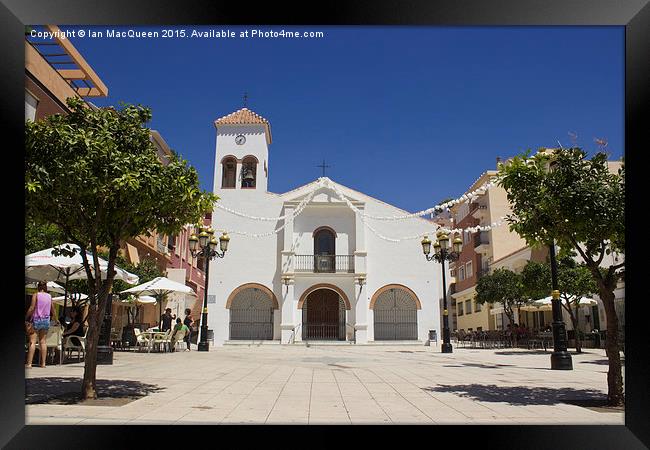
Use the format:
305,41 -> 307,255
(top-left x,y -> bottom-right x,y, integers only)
183,308 -> 194,352
25,281 -> 58,368
62,307 -> 85,346
170,318 -> 189,352
160,308 -> 173,332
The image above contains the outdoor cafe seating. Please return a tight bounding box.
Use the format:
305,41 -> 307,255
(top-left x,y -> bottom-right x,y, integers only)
452,329 -> 554,350
25,322 -> 87,365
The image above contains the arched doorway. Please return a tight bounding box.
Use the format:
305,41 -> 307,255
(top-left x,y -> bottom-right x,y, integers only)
371,286 -> 419,340
302,289 -> 346,340
227,285 -> 276,340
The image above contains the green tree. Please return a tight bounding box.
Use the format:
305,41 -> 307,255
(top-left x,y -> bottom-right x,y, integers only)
522,257 -> 598,353
109,254 -> 165,326
25,220 -> 65,255
498,147 -> 624,405
475,268 -> 530,340
25,97 -> 216,399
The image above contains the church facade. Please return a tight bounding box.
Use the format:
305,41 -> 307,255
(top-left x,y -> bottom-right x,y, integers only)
207,107 -> 444,345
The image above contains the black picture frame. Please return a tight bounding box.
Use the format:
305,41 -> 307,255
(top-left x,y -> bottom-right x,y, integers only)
2,0 -> 647,448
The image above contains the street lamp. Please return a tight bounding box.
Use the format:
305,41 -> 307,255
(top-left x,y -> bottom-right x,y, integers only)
539,149 -> 573,370
189,226 -> 229,352
422,232 -> 462,353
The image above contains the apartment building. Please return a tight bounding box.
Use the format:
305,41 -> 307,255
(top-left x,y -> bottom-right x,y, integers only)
25,25 -> 108,122
449,166 -> 528,333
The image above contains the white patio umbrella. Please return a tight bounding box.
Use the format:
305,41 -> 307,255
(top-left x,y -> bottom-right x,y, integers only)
52,292 -> 88,306
521,296 -> 597,312
25,243 -> 139,316
120,277 -> 196,328
25,281 -> 66,294
117,295 -> 157,306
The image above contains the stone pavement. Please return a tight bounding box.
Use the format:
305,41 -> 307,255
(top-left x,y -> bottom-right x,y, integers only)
25,344 -> 624,425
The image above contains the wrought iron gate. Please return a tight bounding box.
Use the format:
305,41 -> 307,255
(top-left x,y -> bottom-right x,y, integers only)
229,288 -> 274,340
302,289 -> 345,340
373,288 -> 418,340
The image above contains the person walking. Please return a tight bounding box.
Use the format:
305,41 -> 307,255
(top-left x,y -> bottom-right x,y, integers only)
25,281 -> 58,368
183,308 -> 194,352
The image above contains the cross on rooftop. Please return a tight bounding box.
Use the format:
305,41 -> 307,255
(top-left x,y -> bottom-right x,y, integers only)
243,92 -> 248,107
317,159 -> 331,177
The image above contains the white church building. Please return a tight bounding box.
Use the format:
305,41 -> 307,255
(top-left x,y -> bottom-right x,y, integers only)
206,107 -> 445,345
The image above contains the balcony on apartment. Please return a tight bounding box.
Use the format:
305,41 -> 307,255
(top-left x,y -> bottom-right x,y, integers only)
470,200 -> 489,221
294,254 -> 355,273
474,231 -> 490,254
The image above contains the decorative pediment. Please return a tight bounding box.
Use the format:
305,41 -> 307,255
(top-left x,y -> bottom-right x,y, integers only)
281,178 -> 364,206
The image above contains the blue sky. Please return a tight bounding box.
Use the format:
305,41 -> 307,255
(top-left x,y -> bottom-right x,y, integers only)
61,26 -> 624,212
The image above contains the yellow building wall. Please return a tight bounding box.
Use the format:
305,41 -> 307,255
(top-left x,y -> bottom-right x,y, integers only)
457,305 -> 491,331
487,185 -> 527,262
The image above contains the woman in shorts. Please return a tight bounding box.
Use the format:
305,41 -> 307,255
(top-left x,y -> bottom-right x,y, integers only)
25,281 -> 58,368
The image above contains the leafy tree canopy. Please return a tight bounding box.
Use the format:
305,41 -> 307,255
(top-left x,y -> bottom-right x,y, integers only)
26,97 -> 216,253
521,257 -> 598,303
25,97 -> 216,399
497,148 -> 624,262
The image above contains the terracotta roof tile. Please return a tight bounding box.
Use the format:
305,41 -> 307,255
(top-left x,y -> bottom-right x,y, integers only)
214,107 -> 270,126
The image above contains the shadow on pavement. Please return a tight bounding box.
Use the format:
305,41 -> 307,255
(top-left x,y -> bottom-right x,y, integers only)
26,377 -> 163,405
423,384 -> 606,406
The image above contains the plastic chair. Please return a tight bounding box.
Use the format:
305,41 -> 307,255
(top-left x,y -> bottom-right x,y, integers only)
153,329 -> 173,352
134,328 -> 150,352
63,327 -> 87,362
45,325 -> 63,365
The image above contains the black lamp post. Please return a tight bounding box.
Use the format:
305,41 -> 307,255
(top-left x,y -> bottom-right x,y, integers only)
549,241 -> 573,370
188,227 -> 229,352
540,150 -> 573,370
421,232 -> 462,353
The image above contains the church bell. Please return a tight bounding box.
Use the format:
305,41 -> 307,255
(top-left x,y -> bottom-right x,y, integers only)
243,169 -> 255,181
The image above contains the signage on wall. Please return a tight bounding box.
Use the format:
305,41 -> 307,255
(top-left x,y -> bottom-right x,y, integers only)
207,295 -> 216,304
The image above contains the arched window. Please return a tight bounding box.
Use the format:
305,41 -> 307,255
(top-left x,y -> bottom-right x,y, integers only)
221,156 -> 236,188
313,227 -> 336,255
313,227 -> 336,273
241,156 -> 258,188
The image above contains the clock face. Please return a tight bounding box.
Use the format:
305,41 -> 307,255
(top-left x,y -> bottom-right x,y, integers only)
235,135 -> 246,145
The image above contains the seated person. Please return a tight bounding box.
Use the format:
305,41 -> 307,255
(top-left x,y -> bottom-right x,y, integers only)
169,318 -> 189,352
63,307 -> 85,346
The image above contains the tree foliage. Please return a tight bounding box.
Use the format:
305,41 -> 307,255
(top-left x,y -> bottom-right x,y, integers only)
522,257 -> 598,352
475,268 -> 528,327
497,147 -> 625,405
25,97 -> 217,399
25,220 -> 65,255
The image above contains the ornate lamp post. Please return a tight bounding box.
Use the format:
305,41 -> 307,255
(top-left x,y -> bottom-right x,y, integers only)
541,150 -> 573,370
421,232 -> 462,353
189,226 -> 229,352
548,240 -> 573,369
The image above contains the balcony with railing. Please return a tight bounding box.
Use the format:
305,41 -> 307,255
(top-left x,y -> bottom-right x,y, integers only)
294,255 -> 355,273
473,231 -> 490,253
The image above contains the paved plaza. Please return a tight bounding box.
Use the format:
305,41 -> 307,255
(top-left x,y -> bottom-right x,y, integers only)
25,344 -> 624,425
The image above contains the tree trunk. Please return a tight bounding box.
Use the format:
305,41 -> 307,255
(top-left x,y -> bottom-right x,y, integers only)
80,244 -> 118,400
573,304 -> 582,354
564,300 -> 581,353
600,287 -> 624,406
81,304 -> 101,399
570,314 -> 581,353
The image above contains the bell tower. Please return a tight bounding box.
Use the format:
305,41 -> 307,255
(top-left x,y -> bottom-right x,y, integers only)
213,107 -> 272,194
